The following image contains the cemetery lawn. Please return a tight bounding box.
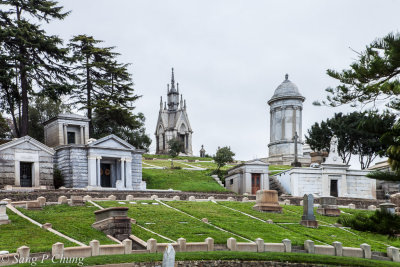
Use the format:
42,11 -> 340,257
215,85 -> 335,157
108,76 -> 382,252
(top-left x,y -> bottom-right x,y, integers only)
143,153 -> 213,161
0,209 -> 75,253
17,204 -> 115,246
142,169 -> 227,192
18,251 -> 400,267
97,200 -> 240,243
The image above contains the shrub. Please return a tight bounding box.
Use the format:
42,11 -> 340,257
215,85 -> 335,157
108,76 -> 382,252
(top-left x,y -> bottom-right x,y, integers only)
338,210 -> 400,237
53,166 -> 64,189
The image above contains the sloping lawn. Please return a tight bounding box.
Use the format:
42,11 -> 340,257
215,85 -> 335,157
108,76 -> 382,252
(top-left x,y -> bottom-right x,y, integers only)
18,204 -> 115,245
167,201 -> 306,245
0,210 -> 75,253
97,200 -> 240,244
142,169 -> 227,192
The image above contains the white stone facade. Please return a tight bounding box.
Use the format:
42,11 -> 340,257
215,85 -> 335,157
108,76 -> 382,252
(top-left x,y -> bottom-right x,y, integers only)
155,69 -> 193,156
267,75 -> 311,166
225,160 -> 269,195
273,137 -> 376,199
0,136 -> 55,188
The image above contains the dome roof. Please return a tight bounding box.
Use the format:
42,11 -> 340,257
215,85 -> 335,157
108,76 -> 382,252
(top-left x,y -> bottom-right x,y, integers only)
269,74 -> 304,103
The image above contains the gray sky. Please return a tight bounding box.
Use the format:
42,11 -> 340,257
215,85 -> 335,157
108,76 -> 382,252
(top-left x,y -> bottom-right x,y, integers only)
44,0 -> 399,164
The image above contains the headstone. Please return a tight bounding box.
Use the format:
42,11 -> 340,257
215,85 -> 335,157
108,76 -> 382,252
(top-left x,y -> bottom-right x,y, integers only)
368,205 -> 376,211
172,196 -> 180,201
316,197 -> 340,217
252,190 -> 282,213
42,223 -> 52,229
58,196 -> 68,204
208,196 -> 215,201
83,195 -> 92,202
37,197 -> 46,207
300,194 -> 318,228
0,201 -> 10,224
227,197 -> 235,201
108,195 -> 117,201
266,219 -> 273,224
242,197 -> 249,202
162,244 -> 175,267
3,185 -> 12,191
70,196 -> 84,206
26,201 -> 42,210
380,203 -> 396,214
188,196 -> 196,201
348,203 -> 356,209
150,195 -> 158,200
283,199 -> 290,205
126,195 -> 134,201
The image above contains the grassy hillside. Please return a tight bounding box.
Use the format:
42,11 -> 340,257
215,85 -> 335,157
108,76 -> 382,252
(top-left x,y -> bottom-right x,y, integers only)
142,169 -> 227,192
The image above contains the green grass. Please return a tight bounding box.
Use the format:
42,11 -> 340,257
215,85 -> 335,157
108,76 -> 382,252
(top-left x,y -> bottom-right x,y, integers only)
167,201 -> 306,245
0,209 -> 75,253
18,204 -> 115,246
143,159 -> 189,169
143,154 -> 213,161
17,251 -> 400,267
142,169 -> 227,192
97,200 -> 238,243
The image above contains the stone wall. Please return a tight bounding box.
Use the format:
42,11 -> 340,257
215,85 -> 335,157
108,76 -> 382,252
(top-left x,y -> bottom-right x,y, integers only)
132,261 -> 329,267
0,148 -> 15,186
55,146 -> 88,188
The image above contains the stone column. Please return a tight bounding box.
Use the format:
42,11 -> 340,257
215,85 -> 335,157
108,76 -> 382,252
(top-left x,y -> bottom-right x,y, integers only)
63,124 -> 68,145
80,126 -> 84,144
87,156 -> 97,186
269,110 -> 274,142
125,157 -> 132,189
299,107 -> 303,141
281,107 -> 285,141
120,158 -> 125,187
96,157 -> 102,186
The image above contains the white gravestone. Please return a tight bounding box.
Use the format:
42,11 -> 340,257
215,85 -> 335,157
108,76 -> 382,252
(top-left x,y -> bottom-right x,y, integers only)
162,244 -> 175,267
0,201 -> 10,224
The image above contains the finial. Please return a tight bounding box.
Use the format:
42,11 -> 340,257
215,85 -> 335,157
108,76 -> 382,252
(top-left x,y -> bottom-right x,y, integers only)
177,82 -> 179,93
160,96 -> 163,109
285,73 -> 289,80
164,102 -> 167,110
167,84 -> 170,93
184,99 -> 186,109
171,68 -> 175,89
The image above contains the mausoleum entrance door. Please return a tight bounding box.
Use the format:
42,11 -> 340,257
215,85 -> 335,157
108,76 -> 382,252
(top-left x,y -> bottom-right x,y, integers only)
330,179 -> 338,197
20,162 -> 32,187
100,163 -> 112,188
251,173 -> 261,194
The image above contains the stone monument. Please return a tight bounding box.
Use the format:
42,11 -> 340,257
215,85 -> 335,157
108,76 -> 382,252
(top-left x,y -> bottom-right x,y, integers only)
300,194 -> 318,228
200,145 -> 206,158
253,190 -> 282,213
316,197 -> 340,217
380,203 -> 396,214
162,244 -> 175,267
0,201 -> 10,225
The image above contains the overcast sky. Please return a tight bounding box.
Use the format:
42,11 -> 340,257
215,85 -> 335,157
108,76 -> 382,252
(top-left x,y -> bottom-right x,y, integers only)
43,0 -> 399,165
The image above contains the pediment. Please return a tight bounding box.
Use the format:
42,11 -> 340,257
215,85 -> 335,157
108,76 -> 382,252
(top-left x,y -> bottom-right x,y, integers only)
88,135 -> 135,150
0,136 -> 55,155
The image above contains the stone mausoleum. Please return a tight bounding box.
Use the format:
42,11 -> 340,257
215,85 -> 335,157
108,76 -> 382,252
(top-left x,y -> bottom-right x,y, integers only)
155,68 -> 193,156
273,136 -> 376,199
267,74 -> 311,166
43,114 -> 146,190
0,113 -> 146,191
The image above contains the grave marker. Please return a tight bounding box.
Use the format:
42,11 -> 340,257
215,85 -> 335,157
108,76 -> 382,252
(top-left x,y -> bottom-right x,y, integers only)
300,194 -> 318,228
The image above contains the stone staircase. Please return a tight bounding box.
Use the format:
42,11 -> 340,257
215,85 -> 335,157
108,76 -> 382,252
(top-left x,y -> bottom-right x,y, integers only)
211,175 -> 224,187
269,175 -> 288,196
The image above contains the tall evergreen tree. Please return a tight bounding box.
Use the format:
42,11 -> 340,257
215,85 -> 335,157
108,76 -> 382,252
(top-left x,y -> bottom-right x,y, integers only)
0,0 -> 74,136
69,35 -> 139,135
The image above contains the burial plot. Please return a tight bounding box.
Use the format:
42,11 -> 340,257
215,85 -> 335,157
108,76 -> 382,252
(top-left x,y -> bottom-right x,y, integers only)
316,197 -> 340,217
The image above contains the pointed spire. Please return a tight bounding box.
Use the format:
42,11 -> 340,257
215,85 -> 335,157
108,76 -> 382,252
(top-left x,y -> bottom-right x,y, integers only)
164,102 -> 167,110
160,96 -> 163,110
285,73 -> 289,81
170,68 -> 176,91
184,99 -> 187,109
180,95 -> 183,109
177,82 -> 179,94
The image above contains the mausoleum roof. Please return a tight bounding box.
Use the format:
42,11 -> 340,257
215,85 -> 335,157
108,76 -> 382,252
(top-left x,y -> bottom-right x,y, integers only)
269,74 -> 304,104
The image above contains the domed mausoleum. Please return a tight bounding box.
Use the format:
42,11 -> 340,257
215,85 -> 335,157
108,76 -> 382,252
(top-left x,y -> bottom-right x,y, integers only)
267,74 -> 311,166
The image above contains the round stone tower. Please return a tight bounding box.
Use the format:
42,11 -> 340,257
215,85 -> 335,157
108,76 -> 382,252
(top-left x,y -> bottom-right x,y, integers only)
267,74 -> 305,165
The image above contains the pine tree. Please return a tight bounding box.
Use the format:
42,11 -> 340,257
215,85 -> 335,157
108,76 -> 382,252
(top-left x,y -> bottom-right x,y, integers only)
69,35 -> 139,135
0,0 -> 74,136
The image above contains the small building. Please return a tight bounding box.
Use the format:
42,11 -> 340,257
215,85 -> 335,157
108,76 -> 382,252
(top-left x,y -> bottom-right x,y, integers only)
224,159 -> 269,195
368,160 -> 399,198
273,136 -> 376,199
155,68 -> 193,156
43,114 -> 146,190
0,136 -> 55,188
